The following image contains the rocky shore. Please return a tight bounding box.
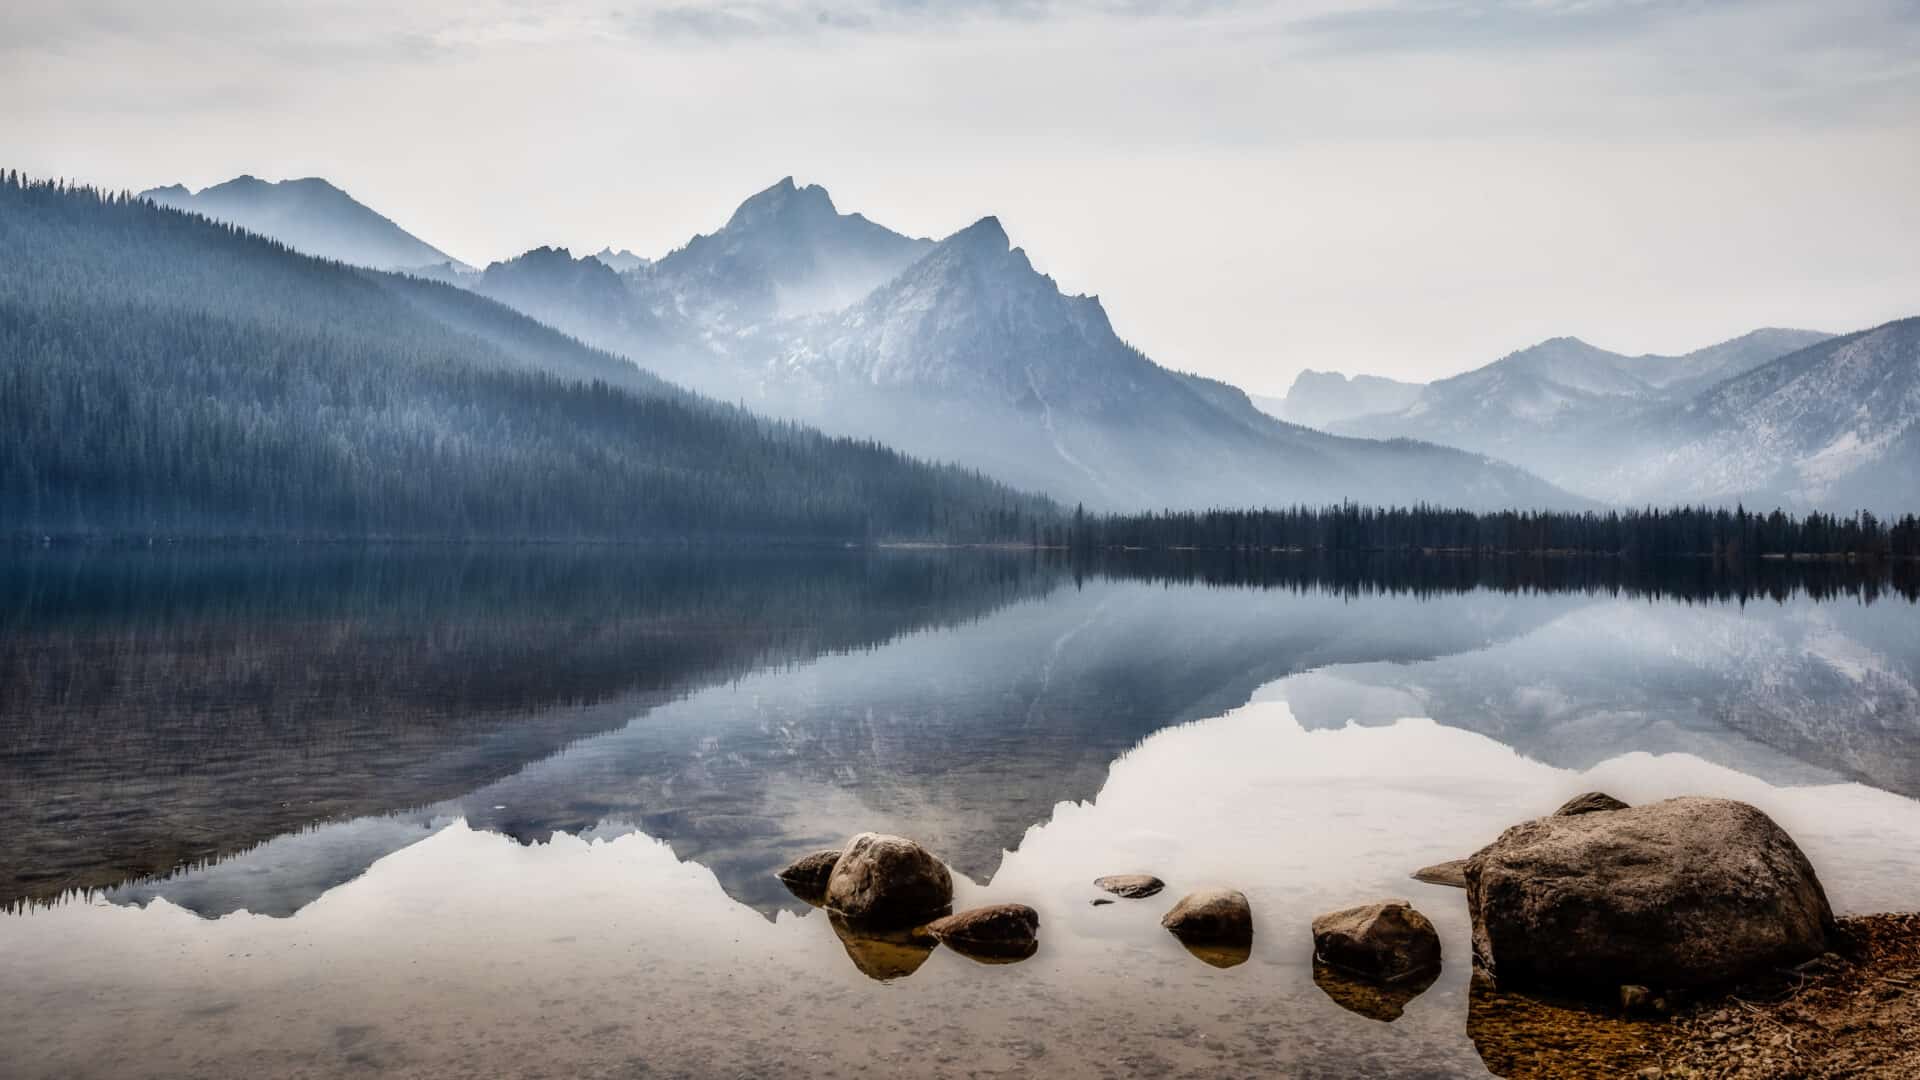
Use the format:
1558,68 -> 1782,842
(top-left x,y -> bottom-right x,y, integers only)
1654,912 -> 1920,1078
778,801 -> 1918,1077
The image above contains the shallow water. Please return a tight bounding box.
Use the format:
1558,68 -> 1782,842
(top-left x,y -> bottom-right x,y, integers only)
3,549 -> 1919,1078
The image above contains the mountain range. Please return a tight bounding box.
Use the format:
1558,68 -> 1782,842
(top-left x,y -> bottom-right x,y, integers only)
121,170 -> 1918,514
1,175 -> 1048,541
436,179 -> 1579,510
1318,326 -> 1920,510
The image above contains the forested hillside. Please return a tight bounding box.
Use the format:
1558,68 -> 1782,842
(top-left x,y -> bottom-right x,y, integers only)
0,175 -> 1053,541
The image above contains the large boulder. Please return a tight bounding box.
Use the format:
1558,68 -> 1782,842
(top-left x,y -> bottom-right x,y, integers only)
1312,900 -> 1442,985
824,833 -> 953,926
774,848 -> 842,905
1161,888 -> 1253,947
927,903 -> 1040,962
1466,796 -> 1834,991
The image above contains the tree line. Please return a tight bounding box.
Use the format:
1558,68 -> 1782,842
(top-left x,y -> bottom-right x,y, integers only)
1055,504 -> 1920,561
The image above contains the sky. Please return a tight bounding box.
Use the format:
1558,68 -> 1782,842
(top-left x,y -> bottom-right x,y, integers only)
5,0 -> 1919,394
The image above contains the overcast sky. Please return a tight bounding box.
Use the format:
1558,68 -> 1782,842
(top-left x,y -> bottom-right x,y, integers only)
5,0 -> 1918,393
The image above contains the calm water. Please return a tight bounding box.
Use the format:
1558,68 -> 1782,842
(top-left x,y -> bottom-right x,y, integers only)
4,549 -> 1920,1078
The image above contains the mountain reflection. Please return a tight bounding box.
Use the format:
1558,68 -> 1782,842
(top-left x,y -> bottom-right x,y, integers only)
3,548 -> 1916,919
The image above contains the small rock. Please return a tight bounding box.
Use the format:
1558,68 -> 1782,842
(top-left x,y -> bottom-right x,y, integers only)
1090,898 -> 1115,907
1555,792 -> 1630,816
1411,859 -> 1468,888
1094,874 -> 1166,899
824,833 -> 953,926
1620,984 -> 1652,1012
1312,900 -> 1442,985
774,848 -> 841,905
927,903 -> 1040,962
1162,888 -> 1253,947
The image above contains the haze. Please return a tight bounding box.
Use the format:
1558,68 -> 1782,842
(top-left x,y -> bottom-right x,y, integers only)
5,0 -> 1917,392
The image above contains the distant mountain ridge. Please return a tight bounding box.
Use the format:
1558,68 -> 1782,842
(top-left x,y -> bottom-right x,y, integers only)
141,175 -> 467,272
433,183 -> 1582,511
1323,327 -> 1865,506
1256,370 -> 1423,428
128,170 -> 1908,514
1593,319 -> 1920,510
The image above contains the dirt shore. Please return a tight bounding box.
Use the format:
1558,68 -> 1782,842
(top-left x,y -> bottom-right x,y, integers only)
1654,913 -> 1920,1078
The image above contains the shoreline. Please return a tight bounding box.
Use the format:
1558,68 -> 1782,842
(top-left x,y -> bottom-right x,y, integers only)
1650,912 -> 1920,1078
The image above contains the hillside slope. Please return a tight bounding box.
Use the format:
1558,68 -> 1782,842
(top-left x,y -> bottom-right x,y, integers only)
0,177 -> 1051,540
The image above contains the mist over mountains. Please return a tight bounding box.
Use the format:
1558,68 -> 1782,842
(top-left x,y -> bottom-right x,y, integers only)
1316,325 -> 1918,511
370,176 -> 1578,511
0,176 -> 1049,541
50,168 -> 1920,519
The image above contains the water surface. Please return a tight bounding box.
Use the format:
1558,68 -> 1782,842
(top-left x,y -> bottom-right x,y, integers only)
4,549 -> 1918,1078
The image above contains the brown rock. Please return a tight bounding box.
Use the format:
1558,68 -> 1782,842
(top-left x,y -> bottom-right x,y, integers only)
774,848 -> 841,905
1411,859 -> 1469,888
927,903 -> 1040,962
1094,874 -> 1165,899
1312,900 -> 1443,985
824,833 -> 953,926
1467,796 -> 1834,992
1555,791 -> 1631,816
1161,888 -> 1253,947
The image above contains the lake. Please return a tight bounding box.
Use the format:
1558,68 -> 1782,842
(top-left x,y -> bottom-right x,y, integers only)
4,548 -> 1919,1078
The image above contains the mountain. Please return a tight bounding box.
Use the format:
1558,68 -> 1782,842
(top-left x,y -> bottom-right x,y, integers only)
591,247 -> 649,272
462,187 -> 1583,510
1628,327 -> 1835,397
1256,370 -> 1423,428
0,175 -> 1051,541
745,215 -> 1580,510
471,246 -> 666,349
1592,318 -> 1920,510
640,177 -> 934,332
140,175 -> 468,272
1330,328 -> 1834,501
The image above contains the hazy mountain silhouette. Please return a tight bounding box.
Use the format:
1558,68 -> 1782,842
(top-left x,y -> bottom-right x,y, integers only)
140,175 -> 468,272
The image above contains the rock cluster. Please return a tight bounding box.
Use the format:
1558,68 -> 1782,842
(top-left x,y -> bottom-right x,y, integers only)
781,790 -> 1841,1012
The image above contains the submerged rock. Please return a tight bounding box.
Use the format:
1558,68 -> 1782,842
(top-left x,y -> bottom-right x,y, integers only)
1313,960 -> 1440,1022
1554,792 -> 1630,816
829,914 -> 936,982
1179,941 -> 1252,969
1161,888 -> 1253,947
1411,859 -> 1469,888
1094,874 -> 1165,899
1312,900 -> 1443,985
774,848 -> 842,905
824,833 -> 953,926
1467,796 -> 1834,992
927,903 -> 1040,962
